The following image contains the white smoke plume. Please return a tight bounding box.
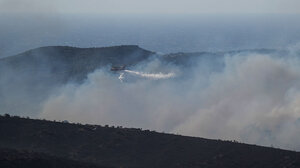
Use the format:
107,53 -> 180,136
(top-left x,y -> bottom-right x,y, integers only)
124,70 -> 176,79
117,70 -> 175,83
40,46 -> 300,150
123,70 -> 175,80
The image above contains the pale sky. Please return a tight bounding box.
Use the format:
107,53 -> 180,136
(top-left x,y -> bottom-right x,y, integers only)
0,0 -> 300,14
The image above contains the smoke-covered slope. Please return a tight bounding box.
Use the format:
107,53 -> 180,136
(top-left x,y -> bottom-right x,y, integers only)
0,115 -> 299,168
0,45 -> 278,116
161,48 -> 284,65
0,45 -> 154,116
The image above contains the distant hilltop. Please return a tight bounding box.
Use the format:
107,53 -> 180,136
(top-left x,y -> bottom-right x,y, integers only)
0,45 -> 154,82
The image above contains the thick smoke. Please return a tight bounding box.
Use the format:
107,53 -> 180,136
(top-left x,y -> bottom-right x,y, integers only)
39,45 -> 300,150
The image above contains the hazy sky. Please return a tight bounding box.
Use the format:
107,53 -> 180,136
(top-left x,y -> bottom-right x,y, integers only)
1,0 -> 300,14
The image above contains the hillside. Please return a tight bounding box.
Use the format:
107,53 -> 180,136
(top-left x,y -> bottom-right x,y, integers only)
0,115 -> 299,168
0,148 -> 110,168
0,45 -> 154,116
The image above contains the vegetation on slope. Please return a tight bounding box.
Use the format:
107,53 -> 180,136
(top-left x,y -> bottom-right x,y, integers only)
0,115 -> 299,168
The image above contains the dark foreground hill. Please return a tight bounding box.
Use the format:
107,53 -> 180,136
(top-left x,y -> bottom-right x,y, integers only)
0,148 -> 111,168
0,115 -> 299,168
